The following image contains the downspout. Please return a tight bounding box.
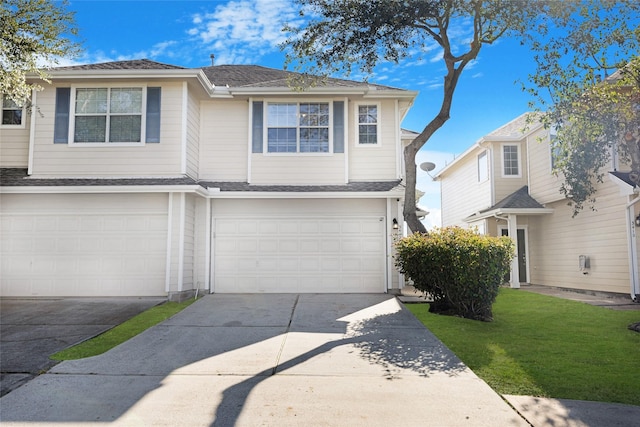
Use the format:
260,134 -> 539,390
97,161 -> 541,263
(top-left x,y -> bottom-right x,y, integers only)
625,195 -> 640,302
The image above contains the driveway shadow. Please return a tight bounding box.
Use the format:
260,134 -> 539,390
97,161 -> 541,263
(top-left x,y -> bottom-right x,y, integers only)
0,294 -> 471,425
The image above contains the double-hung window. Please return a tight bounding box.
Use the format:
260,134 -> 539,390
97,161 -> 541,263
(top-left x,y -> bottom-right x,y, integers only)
266,102 -> 330,153
1,96 -> 24,127
502,144 -> 520,177
357,104 -> 379,145
71,87 -> 144,144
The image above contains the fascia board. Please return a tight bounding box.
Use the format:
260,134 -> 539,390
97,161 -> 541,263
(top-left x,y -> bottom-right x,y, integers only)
434,141 -> 482,179
464,207 -> 554,222
609,172 -> 636,196
43,69 -> 215,96
0,185 -> 203,194
203,190 -> 405,199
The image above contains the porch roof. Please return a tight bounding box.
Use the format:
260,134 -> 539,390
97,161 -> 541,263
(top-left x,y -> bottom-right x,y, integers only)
464,186 -> 554,222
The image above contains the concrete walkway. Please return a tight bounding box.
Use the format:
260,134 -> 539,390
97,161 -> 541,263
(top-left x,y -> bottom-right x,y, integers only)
0,294 -> 527,426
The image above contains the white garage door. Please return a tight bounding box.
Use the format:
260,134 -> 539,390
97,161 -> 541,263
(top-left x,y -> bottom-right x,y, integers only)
213,216 -> 386,293
0,194 -> 168,297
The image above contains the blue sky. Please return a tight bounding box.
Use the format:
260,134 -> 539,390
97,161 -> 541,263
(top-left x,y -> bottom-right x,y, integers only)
62,0 -> 543,228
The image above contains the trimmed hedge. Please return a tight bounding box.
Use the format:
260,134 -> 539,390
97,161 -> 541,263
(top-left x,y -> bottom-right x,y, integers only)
395,227 -> 514,321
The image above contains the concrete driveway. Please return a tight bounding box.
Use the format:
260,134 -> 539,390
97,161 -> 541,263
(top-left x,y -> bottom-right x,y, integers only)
0,294 -> 527,426
0,297 -> 165,396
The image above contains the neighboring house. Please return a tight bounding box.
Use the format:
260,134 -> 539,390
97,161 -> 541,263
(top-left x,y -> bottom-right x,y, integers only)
436,113 -> 639,301
0,59 -> 417,298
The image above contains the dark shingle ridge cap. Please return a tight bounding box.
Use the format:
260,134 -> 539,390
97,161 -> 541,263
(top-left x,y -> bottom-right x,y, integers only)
51,59 -> 186,71
200,180 -> 402,192
480,186 -> 545,212
199,64 -> 404,91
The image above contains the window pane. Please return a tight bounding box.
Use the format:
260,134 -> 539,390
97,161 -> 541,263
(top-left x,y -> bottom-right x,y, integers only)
2,110 -> 22,125
75,88 -> 108,114
267,104 -> 297,127
478,151 -> 488,181
110,115 -> 142,142
74,116 -> 106,142
359,124 -> 377,144
2,97 -> 19,109
267,128 -> 297,152
359,105 -> 377,123
300,128 -> 329,152
110,88 -> 142,114
300,103 -> 329,126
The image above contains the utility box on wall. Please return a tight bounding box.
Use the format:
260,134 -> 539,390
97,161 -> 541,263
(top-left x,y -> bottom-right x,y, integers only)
579,255 -> 590,271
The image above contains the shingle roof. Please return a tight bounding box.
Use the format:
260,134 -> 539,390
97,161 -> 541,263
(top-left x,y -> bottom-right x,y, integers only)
487,113 -> 542,138
1,169 -> 401,193
480,186 -> 545,212
199,64 -> 398,90
610,171 -> 635,187
52,59 -> 186,71
0,168 -> 197,186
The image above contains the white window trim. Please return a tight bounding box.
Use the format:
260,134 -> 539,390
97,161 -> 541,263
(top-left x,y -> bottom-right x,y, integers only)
355,101 -> 381,147
262,99 -> 334,156
1,95 -> 26,129
477,150 -> 489,183
68,84 -> 148,146
501,143 -> 521,178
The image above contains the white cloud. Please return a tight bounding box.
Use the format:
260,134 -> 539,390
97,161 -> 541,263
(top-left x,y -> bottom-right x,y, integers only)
188,0 -> 300,65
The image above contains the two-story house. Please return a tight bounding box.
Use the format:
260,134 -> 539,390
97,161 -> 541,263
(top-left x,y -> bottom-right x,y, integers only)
436,113 -> 639,301
0,59 -> 417,299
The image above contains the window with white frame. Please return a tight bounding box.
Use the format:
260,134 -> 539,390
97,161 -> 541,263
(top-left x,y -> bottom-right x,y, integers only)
477,150 -> 488,182
1,95 -> 24,127
357,104 -> 379,145
266,102 -> 330,153
71,87 -> 144,143
502,144 -> 520,177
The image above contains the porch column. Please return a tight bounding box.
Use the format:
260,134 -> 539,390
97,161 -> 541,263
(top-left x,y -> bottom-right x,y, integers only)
508,214 -> 520,289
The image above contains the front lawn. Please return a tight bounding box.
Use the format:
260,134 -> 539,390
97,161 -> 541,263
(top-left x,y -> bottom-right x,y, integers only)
407,289 -> 640,405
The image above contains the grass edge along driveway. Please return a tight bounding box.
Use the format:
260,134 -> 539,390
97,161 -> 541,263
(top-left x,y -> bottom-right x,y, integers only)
51,298 -> 197,361
407,288 -> 640,406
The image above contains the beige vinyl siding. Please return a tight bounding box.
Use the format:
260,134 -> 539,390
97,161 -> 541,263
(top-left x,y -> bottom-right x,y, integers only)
527,128 -> 564,203
251,154 -> 345,184
186,88 -> 200,179
349,99 -> 397,181
182,194 -> 196,288
199,100 -> 248,181
528,179 -> 630,294
30,82 -> 183,177
192,197 -> 209,291
440,150 -> 492,227
492,141 -> 528,202
0,112 -> 30,167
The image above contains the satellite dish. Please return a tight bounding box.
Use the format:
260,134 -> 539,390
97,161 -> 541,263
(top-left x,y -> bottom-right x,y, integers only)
420,162 -> 436,172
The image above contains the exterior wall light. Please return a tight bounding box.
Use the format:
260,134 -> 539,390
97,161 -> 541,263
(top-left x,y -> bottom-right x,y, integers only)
392,218 -> 399,230
635,213 -> 640,227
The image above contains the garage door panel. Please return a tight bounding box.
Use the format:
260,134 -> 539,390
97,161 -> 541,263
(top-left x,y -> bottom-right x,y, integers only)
214,216 -> 386,293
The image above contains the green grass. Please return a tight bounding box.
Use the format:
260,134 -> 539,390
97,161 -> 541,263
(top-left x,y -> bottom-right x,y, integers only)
51,298 -> 198,360
407,289 -> 640,405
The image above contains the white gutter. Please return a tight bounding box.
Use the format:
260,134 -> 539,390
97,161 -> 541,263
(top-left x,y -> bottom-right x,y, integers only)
201,189 -> 405,199
464,207 -> 554,222
0,185 -> 203,194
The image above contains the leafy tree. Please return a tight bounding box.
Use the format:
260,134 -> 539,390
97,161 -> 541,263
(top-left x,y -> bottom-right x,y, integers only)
523,1 -> 640,214
283,0 -> 562,232
0,0 -> 80,106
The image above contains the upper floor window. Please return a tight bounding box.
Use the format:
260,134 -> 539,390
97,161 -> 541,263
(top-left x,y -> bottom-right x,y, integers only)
477,150 -> 488,182
357,104 -> 379,145
71,87 -> 144,143
266,102 -> 330,153
1,96 -> 24,127
502,144 -> 520,177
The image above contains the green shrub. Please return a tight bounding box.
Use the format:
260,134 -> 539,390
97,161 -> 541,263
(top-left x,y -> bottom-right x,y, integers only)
395,227 -> 514,321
